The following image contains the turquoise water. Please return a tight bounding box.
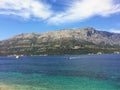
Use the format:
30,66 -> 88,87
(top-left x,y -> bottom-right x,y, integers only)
0,54 -> 120,90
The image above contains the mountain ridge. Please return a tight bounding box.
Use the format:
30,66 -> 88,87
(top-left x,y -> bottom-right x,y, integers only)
0,27 -> 120,55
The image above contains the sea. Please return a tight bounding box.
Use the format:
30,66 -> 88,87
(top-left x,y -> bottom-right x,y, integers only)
0,54 -> 120,90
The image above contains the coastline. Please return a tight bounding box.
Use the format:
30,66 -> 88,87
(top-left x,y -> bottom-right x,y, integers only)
0,83 -> 47,90
0,53 -> 118,57
0,84 -> 12,90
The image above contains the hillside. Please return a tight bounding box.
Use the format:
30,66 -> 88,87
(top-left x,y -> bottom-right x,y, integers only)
0,27 -> 120,55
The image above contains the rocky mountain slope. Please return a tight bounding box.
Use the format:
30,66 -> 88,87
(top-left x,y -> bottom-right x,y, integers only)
0,27 -> 120,55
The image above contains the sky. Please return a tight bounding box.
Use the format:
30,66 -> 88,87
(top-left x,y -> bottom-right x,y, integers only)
0,0 -> 120,40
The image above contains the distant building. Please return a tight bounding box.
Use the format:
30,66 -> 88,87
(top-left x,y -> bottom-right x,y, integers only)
97,52 -> 102,55
114,51 -> 120,54
73,46 -> 80,49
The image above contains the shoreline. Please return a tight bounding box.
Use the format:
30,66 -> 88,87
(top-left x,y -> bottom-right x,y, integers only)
0,84 -> 12,90
0,53 -> 119,57
0,83 -> 47,90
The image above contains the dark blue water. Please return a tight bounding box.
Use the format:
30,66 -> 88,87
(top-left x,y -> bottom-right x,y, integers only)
0,54 -> 120,90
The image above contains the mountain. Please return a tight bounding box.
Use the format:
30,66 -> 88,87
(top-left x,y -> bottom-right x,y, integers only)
0,27 -> 120,56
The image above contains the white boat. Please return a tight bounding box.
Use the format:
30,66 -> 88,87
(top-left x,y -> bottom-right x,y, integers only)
16,55 -> 20,59
69,56 -> 80,60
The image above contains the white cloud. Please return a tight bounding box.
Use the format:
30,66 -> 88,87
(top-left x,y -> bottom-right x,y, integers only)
0,0 -> 120,24
48,0 -> 120,24
0,0 -> 52,19
109,29 -> 120,33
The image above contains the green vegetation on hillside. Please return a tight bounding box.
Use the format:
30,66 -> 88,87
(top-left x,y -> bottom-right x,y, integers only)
0,39 -> 120,56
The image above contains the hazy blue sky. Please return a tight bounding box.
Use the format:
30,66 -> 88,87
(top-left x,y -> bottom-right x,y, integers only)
0,0 -> 120,40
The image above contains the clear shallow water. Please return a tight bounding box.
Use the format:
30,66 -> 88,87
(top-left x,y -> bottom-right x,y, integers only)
0,54 -> 120,90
